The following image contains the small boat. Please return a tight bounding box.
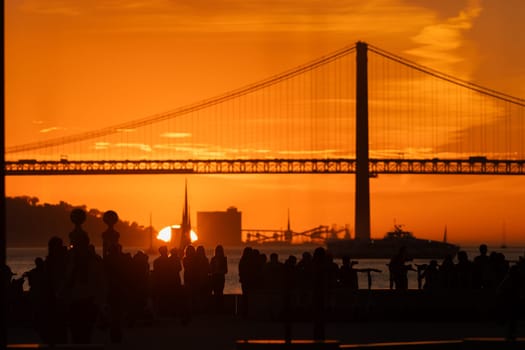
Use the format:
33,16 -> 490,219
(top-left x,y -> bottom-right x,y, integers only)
326,224 -> 460,259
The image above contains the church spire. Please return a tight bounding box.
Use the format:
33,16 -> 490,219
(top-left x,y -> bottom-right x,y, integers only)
180,179 -> 192,251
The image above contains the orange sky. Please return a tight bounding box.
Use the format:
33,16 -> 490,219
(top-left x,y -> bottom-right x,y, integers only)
5,0 -> 525,246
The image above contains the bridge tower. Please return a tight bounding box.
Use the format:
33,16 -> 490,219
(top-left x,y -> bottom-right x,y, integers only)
354,41 -> 371,241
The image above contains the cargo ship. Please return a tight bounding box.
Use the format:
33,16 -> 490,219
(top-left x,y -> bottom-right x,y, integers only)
326,224 -> 459,259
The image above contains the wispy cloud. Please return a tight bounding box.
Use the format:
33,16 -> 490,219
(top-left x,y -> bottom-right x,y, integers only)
39,126 -> 65,133
17,0 -> 429,35
405,0 -> 482,71
160,132 -> 192,139
115,143 -> 152,152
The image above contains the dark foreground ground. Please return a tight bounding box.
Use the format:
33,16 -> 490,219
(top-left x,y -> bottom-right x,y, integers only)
7,315 -> 525,350
7,291 -> 525,349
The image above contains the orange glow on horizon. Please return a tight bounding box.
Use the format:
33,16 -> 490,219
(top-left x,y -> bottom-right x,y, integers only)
4,1 -> 525,247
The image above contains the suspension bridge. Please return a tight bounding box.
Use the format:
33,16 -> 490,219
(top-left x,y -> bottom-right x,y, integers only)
5,42 -> 525,177
6,41 -> 525,240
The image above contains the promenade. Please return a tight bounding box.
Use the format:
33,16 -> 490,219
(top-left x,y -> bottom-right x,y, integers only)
7,292 -> 525,350
8,314 -> 525,350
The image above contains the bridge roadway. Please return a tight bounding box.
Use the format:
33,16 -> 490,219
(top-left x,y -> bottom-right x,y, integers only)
5,158 -> 525,175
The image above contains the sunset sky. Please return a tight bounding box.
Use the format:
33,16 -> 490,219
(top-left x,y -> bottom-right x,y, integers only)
5,0 -> 525,246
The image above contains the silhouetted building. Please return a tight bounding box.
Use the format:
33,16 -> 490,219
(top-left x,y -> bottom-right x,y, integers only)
197,207 -> 241,246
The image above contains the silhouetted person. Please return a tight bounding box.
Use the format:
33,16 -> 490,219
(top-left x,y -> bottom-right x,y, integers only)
419,260 -> 439,290
63,214 -> 105,344
283,255 -> 298,290
439,254 -> 455,289
283,255 -> 298,342
238,247 -> 256,318
312,247 -> 328,340
389,246 -> 413,291
22,257 -> 48,342
210,245 -> 228,311
182,244 -> 199,321
254,250 -> 267,290
296,251 -> 313,289
104,243 -> 127,343
486,251 -> 509,289
101,210 -> 120,259
194,245 -> 211,311
42,236 -> 68,344
473,244 -> 490,289
455,250 -> 473,289
128,250 -> 151,324
498,264 -> 522,341
339,256 -> 358,290
166,248 -> 183,318
263,252 -> 285,320
182,245 -> 197,294
152,246 -> 171,317
263,253 -> 284,290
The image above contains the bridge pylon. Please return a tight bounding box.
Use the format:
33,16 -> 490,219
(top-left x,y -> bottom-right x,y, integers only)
355,41 -> 371,241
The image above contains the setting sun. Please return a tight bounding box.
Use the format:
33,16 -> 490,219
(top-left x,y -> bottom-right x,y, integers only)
156,225 -> 198,244
156,225 -> 174,242
190,230 -> 198,243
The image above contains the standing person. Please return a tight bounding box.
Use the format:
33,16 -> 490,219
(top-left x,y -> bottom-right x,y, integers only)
64,208 -> 105,344
210,245 -> 228,311
182,245 -> 197,295
238,247 -> 255,318
473,244 -> 490,289
339,256 -> 359,290
194,246 -> 210,311
167,248 -> 183,317
388,246 -> 413,291
43,237 -> 68,345
152,246 -> 171,317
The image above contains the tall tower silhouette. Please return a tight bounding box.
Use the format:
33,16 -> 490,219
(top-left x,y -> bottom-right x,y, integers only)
354,41 -> 371,241
179,180 -> 192,251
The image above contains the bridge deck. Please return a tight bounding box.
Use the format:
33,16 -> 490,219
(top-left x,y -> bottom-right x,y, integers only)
5,158 -> 525,175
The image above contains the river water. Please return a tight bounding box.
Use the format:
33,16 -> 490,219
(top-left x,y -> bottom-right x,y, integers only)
6,245 -> 524,294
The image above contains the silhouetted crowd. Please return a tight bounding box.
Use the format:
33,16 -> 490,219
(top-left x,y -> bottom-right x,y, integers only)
3,209 -> 525,344
388,244 -> 523,292
3,209 -> 228,346
238,246 -> 381,295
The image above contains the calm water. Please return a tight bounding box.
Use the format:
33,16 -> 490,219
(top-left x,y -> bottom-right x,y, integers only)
6,245 -> 525,294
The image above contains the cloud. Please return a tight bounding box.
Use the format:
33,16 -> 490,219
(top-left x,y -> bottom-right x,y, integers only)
405,0 -> 483,71
39,126 -> 65,133
160,132 -> 192,139
16,0 -> 429,35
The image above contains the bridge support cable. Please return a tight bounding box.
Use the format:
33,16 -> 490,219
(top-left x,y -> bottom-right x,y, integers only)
368,44 -> 525,107
6,44 -> 356,155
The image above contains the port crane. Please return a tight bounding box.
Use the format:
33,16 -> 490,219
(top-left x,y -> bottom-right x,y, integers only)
242,224 -> 350,245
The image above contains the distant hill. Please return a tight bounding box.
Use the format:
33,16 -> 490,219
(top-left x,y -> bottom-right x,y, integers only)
6,196 -> 155,248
